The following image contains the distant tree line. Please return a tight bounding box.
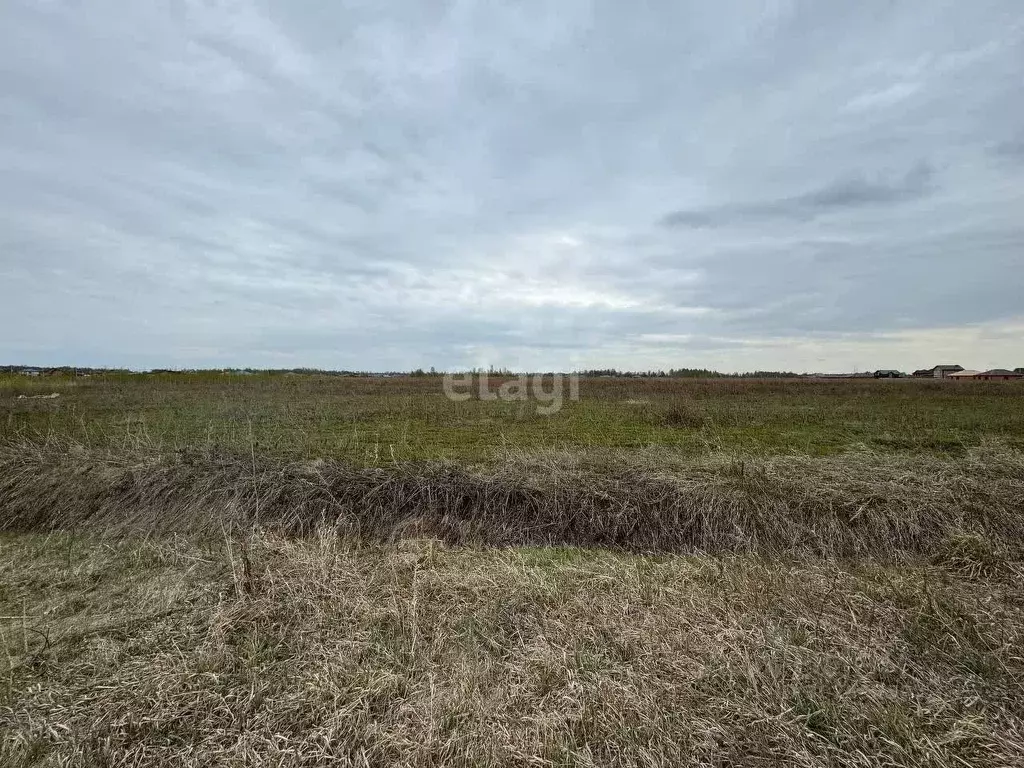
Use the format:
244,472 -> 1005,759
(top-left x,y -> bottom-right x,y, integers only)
582,368 -> 805,378
4,364 -> 807,379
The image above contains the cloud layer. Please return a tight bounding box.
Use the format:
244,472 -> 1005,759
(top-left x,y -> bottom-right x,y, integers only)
2,1 -> 1023,372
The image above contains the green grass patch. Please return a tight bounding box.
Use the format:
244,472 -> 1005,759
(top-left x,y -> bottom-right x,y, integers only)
3,373 -> 1022,462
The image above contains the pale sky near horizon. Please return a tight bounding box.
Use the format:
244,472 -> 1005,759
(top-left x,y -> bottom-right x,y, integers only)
2,1 -> 1023,373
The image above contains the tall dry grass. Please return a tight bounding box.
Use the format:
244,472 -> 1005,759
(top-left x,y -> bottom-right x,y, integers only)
2,531 -> 1023,766
2,438 -> 1022,560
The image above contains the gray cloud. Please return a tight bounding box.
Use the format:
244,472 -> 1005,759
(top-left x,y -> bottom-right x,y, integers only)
661,162 -> 936,228
993,135 -> 1024,160
1,1 -> 1023,372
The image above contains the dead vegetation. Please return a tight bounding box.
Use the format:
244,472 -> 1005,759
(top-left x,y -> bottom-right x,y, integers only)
1,438 -> 1023,560
2,531 -> 1023,767
659,402 -> 708,429
1,375 -> 1023,765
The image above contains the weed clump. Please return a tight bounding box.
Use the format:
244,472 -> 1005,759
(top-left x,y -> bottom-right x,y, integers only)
660,402 -> 707,429
931,531 -> 1011,578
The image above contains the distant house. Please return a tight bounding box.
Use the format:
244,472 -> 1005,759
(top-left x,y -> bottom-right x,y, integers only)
913,364 -> 964,379
1016,368 -> 1024,375
975,369 -> 1024,381
947,370 -> 981,380
873,369 -> 903,378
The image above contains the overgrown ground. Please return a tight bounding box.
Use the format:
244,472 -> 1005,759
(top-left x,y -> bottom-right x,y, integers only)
3,372 -> 1024,461
2,532 -> 1024,767
1,373 -> 1024,765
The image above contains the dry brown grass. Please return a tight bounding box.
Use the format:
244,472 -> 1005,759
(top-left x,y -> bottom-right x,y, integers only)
2,438 -> 1023,560
2,531 -> 1023,767
3,425 -> 1024,765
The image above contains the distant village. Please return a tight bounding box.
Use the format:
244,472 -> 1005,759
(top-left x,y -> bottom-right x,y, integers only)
817,365 -> 1024,380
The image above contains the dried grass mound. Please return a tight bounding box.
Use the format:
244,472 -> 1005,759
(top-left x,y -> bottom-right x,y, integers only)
2,439 -> 1022,559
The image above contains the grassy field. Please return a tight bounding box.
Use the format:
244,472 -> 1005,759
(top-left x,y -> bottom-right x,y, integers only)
2,372 -> 1024,766
3,372 -> 1023,461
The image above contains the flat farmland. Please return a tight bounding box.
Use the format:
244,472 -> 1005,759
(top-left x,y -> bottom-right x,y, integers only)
3,372 -> 1024,767
3,373 -> 1022,462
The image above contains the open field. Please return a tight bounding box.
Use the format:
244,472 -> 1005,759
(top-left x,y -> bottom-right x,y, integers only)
3,372 -> 1024,461
2,373 -> 1024,765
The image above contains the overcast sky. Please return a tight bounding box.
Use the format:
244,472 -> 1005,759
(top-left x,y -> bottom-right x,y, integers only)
2,1 -> 1023,372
